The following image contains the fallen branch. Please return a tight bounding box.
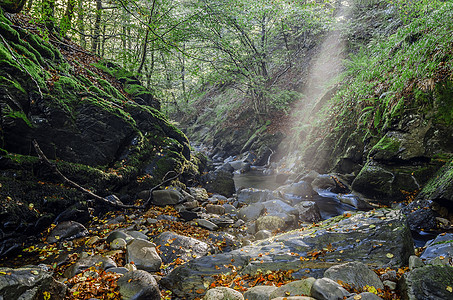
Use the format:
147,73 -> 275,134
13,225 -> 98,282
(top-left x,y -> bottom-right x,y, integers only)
32,140 -> 183,210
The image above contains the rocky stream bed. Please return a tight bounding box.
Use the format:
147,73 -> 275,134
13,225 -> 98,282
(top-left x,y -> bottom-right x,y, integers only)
1,151 -> 453,300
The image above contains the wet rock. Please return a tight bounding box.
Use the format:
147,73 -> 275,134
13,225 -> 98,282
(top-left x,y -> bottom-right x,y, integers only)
255,215 -> 286,232
417,160 -> 453,203
157,214 -> 178,222
179,210 -> 199,222
223,203 -> 237,214
255,230 -> 272,240
399,265 -> 453,300
154,231 -> 209,264
127,230 -> 149,240
420,233 -> 453,264
262,200 -> 299,219
294,201 -> 322,223
238,203 -> 265,222
110,238 -> 127,250
311,175 -> 337,191
203,287 -> 244,300
345,292 -> 383,300
206,204 -> 226,215
209,232 -> 240,252
106,230 -> 133,244
64,255 -> 116,277
0,265 -> 66,300
401,200 -> 438,231
195,219 -> 219,231
243,285 -> 277,300
276,173 -> 291,184
324,262 -> 384,290
47,221 -> 88,243
126,239 -> 162,272
162,209 -> 413,299
270,278 -> 316,298
336,194 -> 373,210
202,170 -> 236,197
280,181 -> 317,199
152,190 -> 182,206
310,278 -> 350,300
237,188 -> 274,204
117,270 -> 161,300
209,216 -> 234,228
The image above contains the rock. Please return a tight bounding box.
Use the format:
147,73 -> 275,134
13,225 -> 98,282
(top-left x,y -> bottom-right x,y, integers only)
276,173 -> 291,184
157,214 -> 178,221
154,231 -> 209,264
237,188 -> 274,204
106,267 -> 129,275
179,210 -> 199,221
324,262 -> 384,291
345,292 -> 383,300
202,170 -> 236,197
47,221 -> 88,243
399,265 -> 453,300
238,203 -> 265,222
383,280 -> 397,291
117,270 -> 161,300
420,233 -> 453,264
206,204 -> 226,215
162,209 -> 413,299
0,265 -> 66,300
110,238 -> 127,250
311,175 -> 337,191
152,190 -> 182,206
106,230 -> 133,244
255,215 -> 286,232
195,219 -> 219,231
189,187 -> 209,202
401,200 -> 438,231
279,181 -> 317,199
417,160 -> 453,203
127,230 -> 149,241
336,194 -> 373,210
126,239 -> 162,272
183,200 -> 200,210
302,170 -> 320,184
209,216 -> 234,228
64,255 -> 116,278
408,255 -> 424,270
209,232 -> 240,252
86,236 -> 100,246
243,285 -> 277,300
203,287 -> 244,300
262,200 -> 299,219
294,201 -> 322,223
255,230 -> 272,240
270,278 -> 316,298
310,278 -> 350,300
223,203 -> 237,214
272,297 -> 315,300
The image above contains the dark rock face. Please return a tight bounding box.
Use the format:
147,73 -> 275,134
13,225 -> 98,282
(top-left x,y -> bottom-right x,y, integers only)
47,221 -> 88,244
0,265 -> 67,300
399,265 -> 453,300
202,170 -> 235,197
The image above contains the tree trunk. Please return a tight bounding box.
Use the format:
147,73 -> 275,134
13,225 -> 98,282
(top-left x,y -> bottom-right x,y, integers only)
60,0 -> 76,36
77,0 -> 85,47
0,0 -> 27,13
42,0 -> 56,31
91,0 -> 102,54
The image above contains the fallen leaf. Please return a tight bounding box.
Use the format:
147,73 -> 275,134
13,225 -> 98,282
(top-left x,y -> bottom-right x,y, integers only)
386,253 -> 394,258
447,286 -> 452,293
354,295 -> 362,300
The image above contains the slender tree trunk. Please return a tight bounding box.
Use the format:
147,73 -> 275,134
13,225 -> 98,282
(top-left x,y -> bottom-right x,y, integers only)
137,17 -> 151,74
77,0 -> 86,47
101,23 -> 106,57
42,0 -> 56,31
91,0 -> 102,54
60,0 -> 76,36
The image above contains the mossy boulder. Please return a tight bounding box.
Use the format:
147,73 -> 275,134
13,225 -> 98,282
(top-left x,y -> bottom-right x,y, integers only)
418,160 -> 453,203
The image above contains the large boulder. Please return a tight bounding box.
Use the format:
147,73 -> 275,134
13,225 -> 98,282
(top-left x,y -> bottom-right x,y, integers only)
324,262 -> 384,291
202,170 -> 235,197
117,270 -> 161,300
399,265 -> 453,300
154,231 -> 209,265
126,239 -> 162,272
0,265 -> 66,300
237,188 -> 275,204
64,255 -> 117,278
294,201 -> 322,223
203,287 -> 244,300
47,221 -> 88,244
420,233 -> 453,264
162,209 -> 414,298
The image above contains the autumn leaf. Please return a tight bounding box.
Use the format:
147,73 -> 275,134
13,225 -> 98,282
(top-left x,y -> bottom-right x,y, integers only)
386,253 -> 394,258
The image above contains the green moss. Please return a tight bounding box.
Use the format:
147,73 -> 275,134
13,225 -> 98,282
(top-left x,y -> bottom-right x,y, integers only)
368,135 -> 401,160
25,34 -> 55,61
97,79 -> 127,101
5,110 -> 33,127
0,17 -> 20,42
52,75 -> 86,106
433,81 -> 453,125
419,160 -> 453,199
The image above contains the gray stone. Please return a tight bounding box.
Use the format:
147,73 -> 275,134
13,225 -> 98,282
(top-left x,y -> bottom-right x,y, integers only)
420,233 -> 453,264
209,216 -> 234,228
294,201 -> 322,223
278,181 -> 317,198
0,266 -> 66,300
202,171 -> 236,197
110,238 -> 127,250
64,255 -> 116,278
117,270 -> 161,300
272,297 -> 315,300
206,204 -> 226,215
47,221 -> 88,243
324,262 -> 384,290
270,278 -> 316,298
189,187 -> 209,202
255,215 -> 286,232
203,287 -> 244,300
383,280 -> 397,290
345,292 -> 383,300
127,230 -> 149,241
336,194 -> 373,210
152,190 -> 182,206
162,209 -> 414,299
223,203 -> 237,214
399,265 -> 453,300
106,267 -> 129,275
310,278 -> 350,300
126,239 -> 162,272
237,188 -> 275,204
154,231 -> 209,265
195,219 -> 219,231
255,230 -> 272,240
408,255 -> 424,270
243,285 -> 277,300
262,200 -> 299,218
238,203 -> 265,222
311,175 -> 336,191
106,230 -> 133,243
183,200 -> 200,210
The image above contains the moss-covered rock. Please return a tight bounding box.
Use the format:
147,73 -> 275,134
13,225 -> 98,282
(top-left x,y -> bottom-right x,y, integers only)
418,160 -> 453,203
